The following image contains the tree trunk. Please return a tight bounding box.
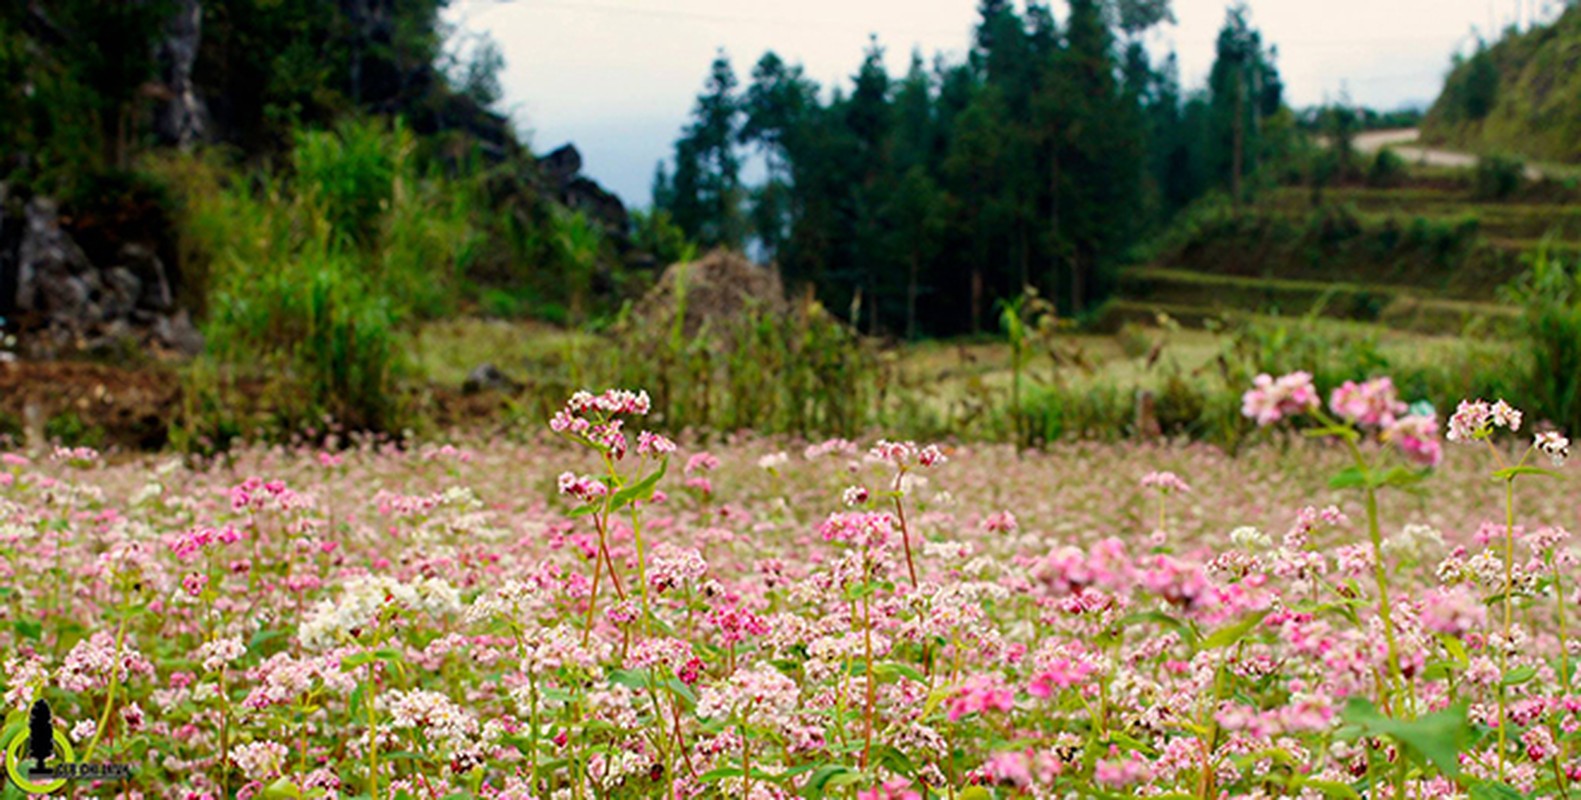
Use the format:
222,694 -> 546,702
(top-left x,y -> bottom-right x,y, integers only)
1070,252 -> 1083,316
1049,151 -> 1062,309
970,269 -> 983,334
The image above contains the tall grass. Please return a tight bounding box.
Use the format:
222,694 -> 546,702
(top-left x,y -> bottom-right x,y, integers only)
159,118 -> 480,433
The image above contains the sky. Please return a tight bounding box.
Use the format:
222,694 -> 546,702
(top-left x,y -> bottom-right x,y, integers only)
444,0 -> 1565,206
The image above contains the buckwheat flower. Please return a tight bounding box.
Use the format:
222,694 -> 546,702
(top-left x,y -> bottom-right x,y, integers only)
804,438 -> 858,459
635,431 -> 676,457
557,472 -> 609,505
1094,750 -> 1153,788
756,451 -> 789,470
3,653 -> 50,711
1382,411 -> 1443,467
384,689 -> 478,751
230,741 -> 288,781
1492,400 -> 1522,431
917,444 -> 947,467
818,511 -> 896,549
197,637 -> 246,673
58,631 -> 153,692
648,543 -> 707,593
1536,431 -> 1570,466
70,719 -> 96,743
1420,585 -> 1486,637
684,452 -> 719,475
1382,523 -> 1443,562
1140,471 -> 1191,494
869,439 -> 918,466
1229,526 -> 1270,550
982,510 -> 1018,533
1448,398 -> 1499,442
1525,525 -> 1571,556
945,673 -> 1015,721
695,662 -> 799,722
842,485 -> 869,507
1241,371 -> 1318,426
1329,377 -> 1406,427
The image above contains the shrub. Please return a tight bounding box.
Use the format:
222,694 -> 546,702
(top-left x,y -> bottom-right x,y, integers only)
1473,154 -> 1525,200
177,118 -> 477,432
1501,246 -> 1581,434
1366,148 -> 1406,188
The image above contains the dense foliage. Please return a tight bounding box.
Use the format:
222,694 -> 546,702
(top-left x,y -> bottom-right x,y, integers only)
1423,4 -> 1581,162
654,1 -> 1292,337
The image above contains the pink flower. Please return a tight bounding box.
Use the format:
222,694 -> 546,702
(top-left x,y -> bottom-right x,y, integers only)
1384,412 -> 1443,467
946,674 -> 1014,721
685,452 -> 719,475
1140,471 -> 1191,494
1448,398 -> 1521,442
1329,377 -> 1406,427
636,430 -> 676,457
1242,371 -> 1319,426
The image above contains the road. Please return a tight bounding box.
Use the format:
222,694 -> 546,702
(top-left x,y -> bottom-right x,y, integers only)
1353,128 -> 1548,180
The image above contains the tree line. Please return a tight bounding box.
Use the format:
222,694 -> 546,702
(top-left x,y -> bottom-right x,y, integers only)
653,0 -> 1291,338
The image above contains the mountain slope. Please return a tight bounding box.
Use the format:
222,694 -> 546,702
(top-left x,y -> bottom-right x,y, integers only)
1422,6 -> 1581,163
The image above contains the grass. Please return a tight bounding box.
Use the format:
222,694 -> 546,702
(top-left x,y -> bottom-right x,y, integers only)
412,317 -> 601,389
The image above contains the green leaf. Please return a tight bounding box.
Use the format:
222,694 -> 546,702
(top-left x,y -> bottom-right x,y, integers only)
1201,613 -> 1264,650
1115,611 -> 1197,647
1439,635 -> 1469,666
260,779 -> 305,799
1492,466 -> 1561,481
1377,467 -> 1428,489
799,764 -> 856,797
1339,697 -> 1471,777
349,683 -> 366,719
958,788 -> 993,800
872,662 -> 926,684
609,668 -> 653,690
610,458 -> 668,508
12,620 -> 41,641
1469,782 -> 1527,800
567,504 -> 598,518
1298,779 -> 1362,799
1328,467 -> 1369,489
1500,666 -> 1537,687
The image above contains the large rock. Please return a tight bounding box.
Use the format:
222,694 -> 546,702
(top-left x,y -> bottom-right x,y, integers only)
15,198 -> 101,330
540,144 -> 630,242
2,196 -> 202,358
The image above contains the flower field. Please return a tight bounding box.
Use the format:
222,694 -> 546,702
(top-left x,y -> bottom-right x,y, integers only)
0,383 -> 1577,799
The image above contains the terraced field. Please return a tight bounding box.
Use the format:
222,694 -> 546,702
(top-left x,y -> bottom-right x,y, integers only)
1118,169 -> 1581,335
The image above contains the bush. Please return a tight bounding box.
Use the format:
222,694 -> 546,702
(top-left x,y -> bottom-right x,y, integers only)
1366,149 -> 1406,188
1473,154 -> 1525,200
1501,246 -> 1581,434
176,118 -> 478,432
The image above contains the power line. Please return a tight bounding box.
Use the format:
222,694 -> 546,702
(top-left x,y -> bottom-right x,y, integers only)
457,0 -> 967,39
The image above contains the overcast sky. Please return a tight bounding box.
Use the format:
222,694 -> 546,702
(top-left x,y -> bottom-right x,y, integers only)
445,0 -> 1563,206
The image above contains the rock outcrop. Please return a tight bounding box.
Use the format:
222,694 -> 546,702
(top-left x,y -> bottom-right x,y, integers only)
0,194 -> 201,358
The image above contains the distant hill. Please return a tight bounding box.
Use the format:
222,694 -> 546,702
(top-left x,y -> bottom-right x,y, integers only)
1421,6 -> 1581,163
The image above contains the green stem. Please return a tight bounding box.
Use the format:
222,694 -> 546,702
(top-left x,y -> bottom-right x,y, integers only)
83,609 -> 129,763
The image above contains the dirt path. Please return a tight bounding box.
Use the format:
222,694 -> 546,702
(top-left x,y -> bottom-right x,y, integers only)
1354,128 -> 1548,180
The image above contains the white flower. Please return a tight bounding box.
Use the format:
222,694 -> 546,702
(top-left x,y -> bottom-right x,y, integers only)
1229,526 -> 1270,550
756,452 -> 789,470
1536,431 -> 1570,466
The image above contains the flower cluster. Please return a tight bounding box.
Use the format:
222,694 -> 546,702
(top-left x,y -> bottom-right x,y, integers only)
1241,371 -> 1319,425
